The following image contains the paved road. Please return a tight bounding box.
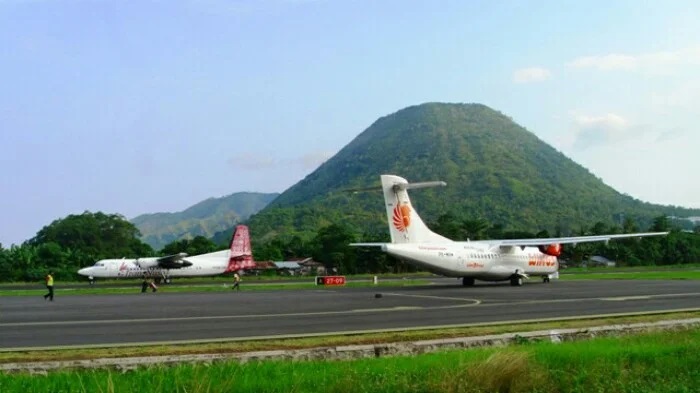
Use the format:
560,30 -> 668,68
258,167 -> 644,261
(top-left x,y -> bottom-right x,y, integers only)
1,280 -> 699,350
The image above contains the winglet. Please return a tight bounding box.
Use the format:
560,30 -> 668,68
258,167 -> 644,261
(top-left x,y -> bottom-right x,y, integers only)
226,225 -> 256,272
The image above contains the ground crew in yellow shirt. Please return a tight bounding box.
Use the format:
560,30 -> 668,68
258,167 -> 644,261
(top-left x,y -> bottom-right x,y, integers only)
43,271 -> 54,301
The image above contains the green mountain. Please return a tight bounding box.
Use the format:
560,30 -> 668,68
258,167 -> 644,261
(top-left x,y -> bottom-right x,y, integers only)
132,192 -> 278,250
213,103 -> 700,244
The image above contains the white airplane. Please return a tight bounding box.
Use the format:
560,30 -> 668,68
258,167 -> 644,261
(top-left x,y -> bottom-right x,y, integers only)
77,225 -> 256,284
352,175 -> 668,286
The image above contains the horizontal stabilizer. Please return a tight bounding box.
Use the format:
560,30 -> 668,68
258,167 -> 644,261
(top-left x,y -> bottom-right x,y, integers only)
350,243 -> 386,247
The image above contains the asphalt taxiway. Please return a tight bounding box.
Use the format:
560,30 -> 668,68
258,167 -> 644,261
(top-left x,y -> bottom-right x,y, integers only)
1,279 -> 699,350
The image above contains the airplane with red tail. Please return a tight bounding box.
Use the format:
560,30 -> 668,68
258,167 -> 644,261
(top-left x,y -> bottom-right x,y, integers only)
77,225 -> 256,284
352,175 -> 668,286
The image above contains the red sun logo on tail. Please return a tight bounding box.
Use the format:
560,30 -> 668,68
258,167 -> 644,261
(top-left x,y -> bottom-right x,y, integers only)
392,204 -> 411,232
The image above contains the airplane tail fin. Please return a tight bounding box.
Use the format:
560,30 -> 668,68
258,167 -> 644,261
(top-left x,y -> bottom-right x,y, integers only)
381,174 -> 451,244
226,225 -> 256,272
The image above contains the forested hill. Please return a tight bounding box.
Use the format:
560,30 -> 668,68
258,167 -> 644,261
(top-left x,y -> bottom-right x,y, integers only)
132,192 -> 278,250
214,102 -> 699,245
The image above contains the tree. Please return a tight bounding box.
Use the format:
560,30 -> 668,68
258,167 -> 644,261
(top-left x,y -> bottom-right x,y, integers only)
160,236 -> 218,256
312,224 -> 358,274
431,214 -> 462,240
651,215 -> 671,232
29,211 -> 153,259
461,218 -> 489,240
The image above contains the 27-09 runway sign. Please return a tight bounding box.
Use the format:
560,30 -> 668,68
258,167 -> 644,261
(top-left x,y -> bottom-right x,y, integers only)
315,276 -> 346,286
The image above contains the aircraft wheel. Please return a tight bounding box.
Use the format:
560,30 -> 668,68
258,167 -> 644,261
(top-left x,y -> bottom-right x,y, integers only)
462,277 -> 475,286
510,276 -> 523,286
164,278 -> 172,284
543,276 -> 551,283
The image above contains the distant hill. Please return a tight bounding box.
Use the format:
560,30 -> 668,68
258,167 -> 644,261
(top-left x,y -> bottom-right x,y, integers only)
213,103 -> 700,244
132,192 -> 278,250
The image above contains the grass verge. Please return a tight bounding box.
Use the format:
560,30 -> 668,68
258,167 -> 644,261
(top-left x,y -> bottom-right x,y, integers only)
1,327 -> 699,392
0,280 -> 430,297
558,271 -> 700,280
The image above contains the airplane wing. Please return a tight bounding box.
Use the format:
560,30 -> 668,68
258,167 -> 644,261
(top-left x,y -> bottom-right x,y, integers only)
351,232 -> 668,248
156,252 -> 193,269
491,232 -> 668,247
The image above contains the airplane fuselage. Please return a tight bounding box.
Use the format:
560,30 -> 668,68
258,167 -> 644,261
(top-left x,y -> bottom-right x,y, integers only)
384,243 -> 557,280
78,250 -> 230,279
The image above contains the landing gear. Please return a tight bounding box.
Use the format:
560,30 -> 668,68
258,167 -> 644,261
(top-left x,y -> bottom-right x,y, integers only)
543,276 -> 551,283
155,272 -> 172,285
462,277 -> 475,286
88,276 -> 95,285
510,276 -> 523,286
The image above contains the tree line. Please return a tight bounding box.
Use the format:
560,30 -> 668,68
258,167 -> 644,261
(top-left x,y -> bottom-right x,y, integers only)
0,211 -> 699,282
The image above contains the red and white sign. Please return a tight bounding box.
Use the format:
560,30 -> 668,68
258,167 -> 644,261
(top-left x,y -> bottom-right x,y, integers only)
315,276 -> 346,286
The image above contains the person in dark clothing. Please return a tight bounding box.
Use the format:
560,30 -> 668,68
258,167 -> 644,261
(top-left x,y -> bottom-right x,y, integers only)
141,275 -> 149,293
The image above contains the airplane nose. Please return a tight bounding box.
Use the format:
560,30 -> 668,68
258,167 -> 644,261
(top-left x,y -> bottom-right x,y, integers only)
78,268 -> 90,276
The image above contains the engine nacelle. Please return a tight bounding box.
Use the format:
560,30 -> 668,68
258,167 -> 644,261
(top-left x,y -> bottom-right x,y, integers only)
134,258 -> 159,269
538,244 -> 562,257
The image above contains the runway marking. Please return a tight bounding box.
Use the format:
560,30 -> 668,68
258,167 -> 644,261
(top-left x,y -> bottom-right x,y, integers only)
601,296 -> 652,301
481,292 -> 700,307
353,306 -> 422,312
381,292 -> 482,305
0,304 -> 456,328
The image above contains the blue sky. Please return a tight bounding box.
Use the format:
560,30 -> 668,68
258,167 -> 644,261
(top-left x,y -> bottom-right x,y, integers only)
1,0 -> 699,245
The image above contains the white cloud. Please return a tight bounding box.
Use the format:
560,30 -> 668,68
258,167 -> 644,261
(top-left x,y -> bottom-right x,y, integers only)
574,113 -> 630,131
567,47 -> 700,72
512,67 -> 551,83
569,112 -> 637,149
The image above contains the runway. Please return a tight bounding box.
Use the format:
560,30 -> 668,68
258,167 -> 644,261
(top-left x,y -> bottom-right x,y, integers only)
1,279 -> 699,350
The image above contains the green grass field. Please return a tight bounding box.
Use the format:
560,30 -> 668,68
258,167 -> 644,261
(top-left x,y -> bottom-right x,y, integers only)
558,270 -> 700,280
0,279 -> 430,297
2,327 -> 698,392
562,263 -> 700,273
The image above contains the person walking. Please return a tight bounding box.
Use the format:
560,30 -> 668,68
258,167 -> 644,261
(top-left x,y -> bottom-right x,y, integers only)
141,275 -> 149,293
149,279 -> 158,293
232,272 -> 241,291
43,271 -> 54,301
